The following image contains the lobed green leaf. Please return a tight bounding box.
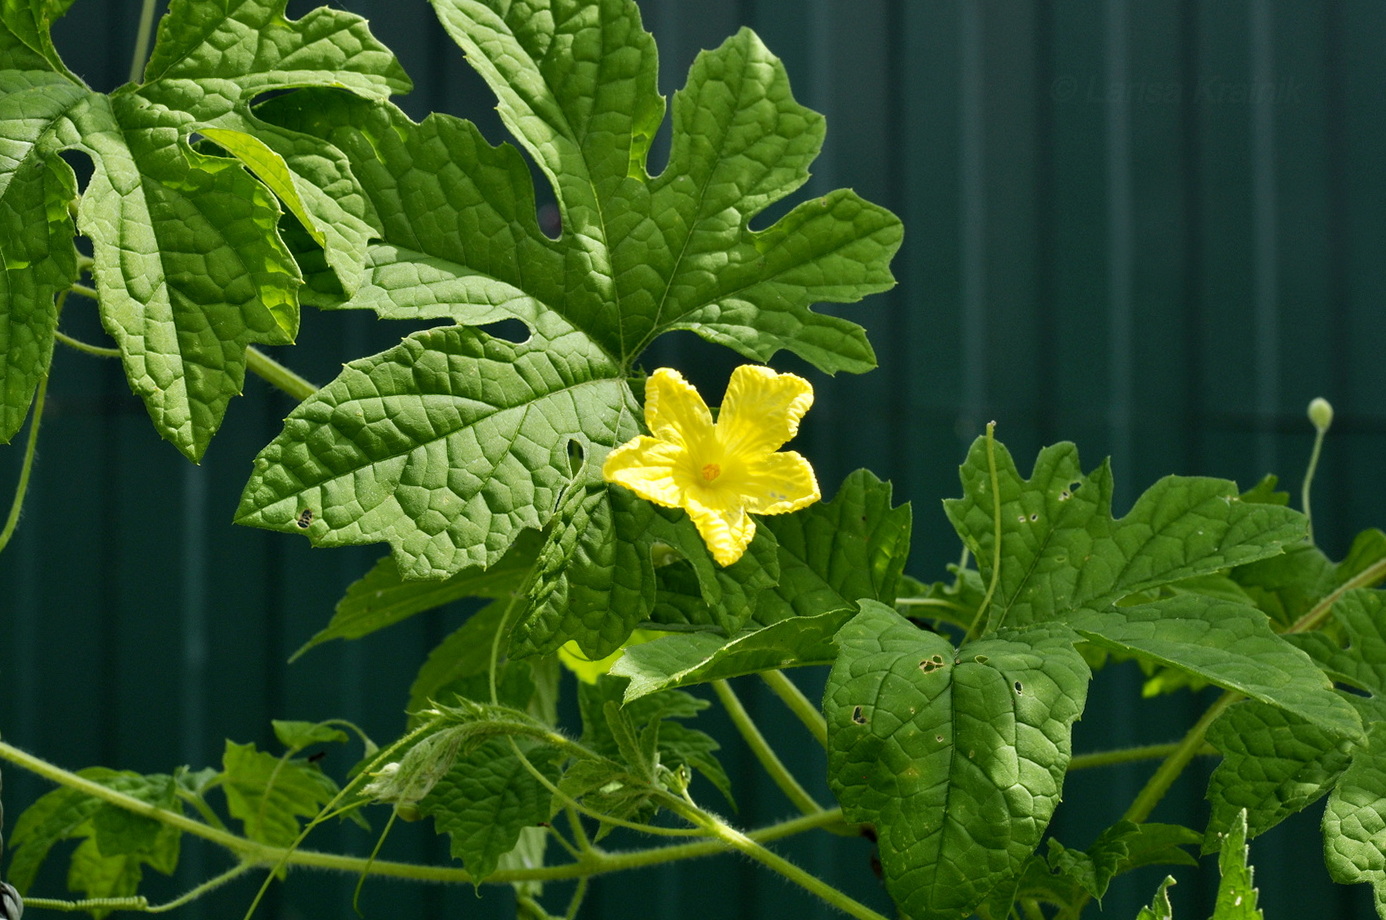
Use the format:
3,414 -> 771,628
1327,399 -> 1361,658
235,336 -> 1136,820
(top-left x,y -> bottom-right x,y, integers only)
235,317 -> 637,578
1324,722 -> 1386,919
1204,700 -> 1352,849
943,439 -> 1307,632
265,0 -> 903,373
1,0 -> 411,458
0,71 -> 79,439
1072,596 -> 1361,739
824,600 -> 1090,920
6,768 -> 181,910
220,741 -> 341,848
59,93 -> 301,460
514,479 -> 660,660
417,737 -> 559,884
1212,810 -> 1265,920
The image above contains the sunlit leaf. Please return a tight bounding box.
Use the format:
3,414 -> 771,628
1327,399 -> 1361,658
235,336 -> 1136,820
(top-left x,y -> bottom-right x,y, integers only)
824,600 -> 1089,920
235,317 -> 638,577
943,439 -> 1306,632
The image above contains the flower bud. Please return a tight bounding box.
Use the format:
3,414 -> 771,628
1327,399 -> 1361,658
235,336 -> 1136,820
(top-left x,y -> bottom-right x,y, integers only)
1307,397 -> 1334,433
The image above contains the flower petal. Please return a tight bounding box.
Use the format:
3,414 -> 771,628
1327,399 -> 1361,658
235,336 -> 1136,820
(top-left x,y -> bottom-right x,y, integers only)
717,365 -> 814,457
643,368 -> 714,449
737,450 -> 821,515
602,437 -> 686,508
683,491 -> 757,566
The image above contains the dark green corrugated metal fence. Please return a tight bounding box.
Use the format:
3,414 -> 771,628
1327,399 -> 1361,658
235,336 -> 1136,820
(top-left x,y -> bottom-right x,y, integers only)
3,1 -> 1384,917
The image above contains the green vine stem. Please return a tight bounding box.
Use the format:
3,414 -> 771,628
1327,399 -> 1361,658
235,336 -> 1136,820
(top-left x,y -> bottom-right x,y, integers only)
1289,554 -> 1386,635
968,420 -> 1004,639
1067,741 -> 1215,772
127,0 -> 160,83
759,670 -> 827,748
1121,691 -> 1239,826
20,896 -> 149,914
24,863 -> 255,914
662,797 -> 891,920
243,347 -> 318,402
0,739 -> 855,891
63,282 -> 319,402
52,328 -> 120,358
0,355 -> 50,556
712,680 -> 822,816
1302,397 -> 1333,545
1063,692 -> 1238,919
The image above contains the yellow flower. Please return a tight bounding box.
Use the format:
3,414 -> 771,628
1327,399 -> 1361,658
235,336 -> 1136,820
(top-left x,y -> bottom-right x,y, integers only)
603,365 -> 821,566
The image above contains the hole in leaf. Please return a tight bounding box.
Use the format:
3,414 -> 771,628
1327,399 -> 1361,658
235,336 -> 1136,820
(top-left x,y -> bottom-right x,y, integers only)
538,201 -> 562,239
851,705 -> 867,724
919,654 -> 946,674
1029,513 -> 1039,522
566,438 -> 586,475
974,655 -> 989,664
1013,681 -> 1023,695
296,509 -> 314,528
480,317 -> 532,345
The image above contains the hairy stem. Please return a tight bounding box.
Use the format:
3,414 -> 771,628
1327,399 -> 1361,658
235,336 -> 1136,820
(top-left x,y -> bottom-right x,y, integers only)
53,328 -> 120,358
21,896 -> 149,914
244,347 -> 318,402
663,799 -> 889,920
1067,741 -> 1216,772
0,365 -> 48,556
1122,692 -> 1239,825
1289,555 -> 1386,634
759,670 -> 827,749
0,739 -> 852,889
713,680 -> 822,816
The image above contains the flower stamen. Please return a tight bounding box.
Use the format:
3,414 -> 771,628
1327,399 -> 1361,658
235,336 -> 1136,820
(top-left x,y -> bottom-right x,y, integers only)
701,463 -> 722,482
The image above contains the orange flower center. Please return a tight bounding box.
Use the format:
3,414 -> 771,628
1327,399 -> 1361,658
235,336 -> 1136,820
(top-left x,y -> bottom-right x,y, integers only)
701,463 -> 722,482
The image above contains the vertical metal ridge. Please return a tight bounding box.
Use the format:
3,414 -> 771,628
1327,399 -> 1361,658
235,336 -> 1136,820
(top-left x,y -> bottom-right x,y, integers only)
1178,0 -> 1204,473
959,1 -> 987,441
177,463 -> 209,917
1106,0 -> 1134,501
1250,0 -> 1279,471
808,0 -> 836,195
1032,0 -> 1058,446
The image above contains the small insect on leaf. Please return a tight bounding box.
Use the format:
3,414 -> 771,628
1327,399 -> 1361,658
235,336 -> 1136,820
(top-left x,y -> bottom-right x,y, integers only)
296,509 -> 314,529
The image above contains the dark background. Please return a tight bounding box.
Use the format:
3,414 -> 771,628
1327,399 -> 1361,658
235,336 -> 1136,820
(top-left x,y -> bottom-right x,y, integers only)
3,1 -> 1384,917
